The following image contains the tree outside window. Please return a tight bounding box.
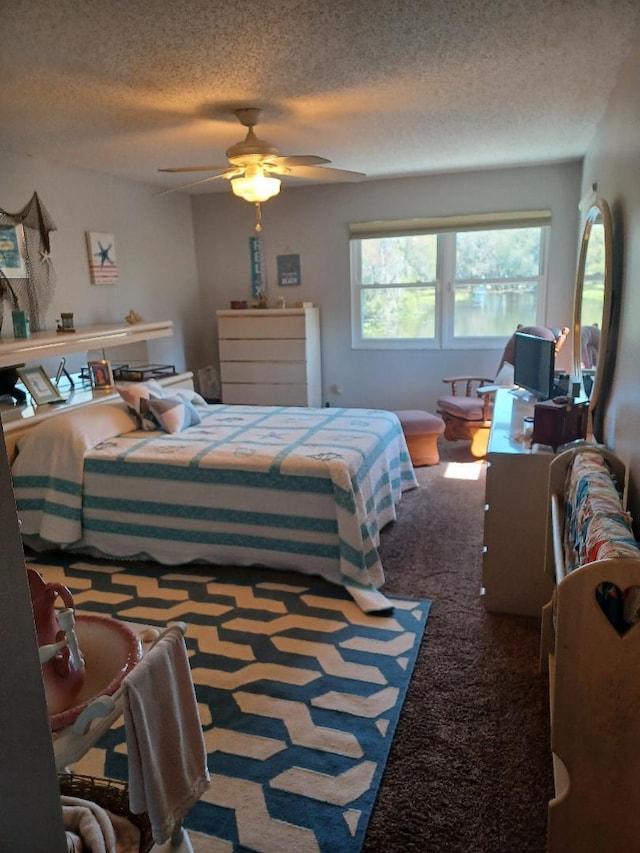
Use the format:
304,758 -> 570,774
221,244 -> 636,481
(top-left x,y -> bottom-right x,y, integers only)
350,220 -> 548,349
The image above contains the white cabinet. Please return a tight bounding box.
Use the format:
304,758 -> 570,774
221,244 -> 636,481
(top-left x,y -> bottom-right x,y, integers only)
217,308 -> 322,407
481,389 -> 555,617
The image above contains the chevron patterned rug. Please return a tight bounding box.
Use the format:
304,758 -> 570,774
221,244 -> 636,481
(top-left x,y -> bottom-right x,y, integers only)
29,553 -> 430,852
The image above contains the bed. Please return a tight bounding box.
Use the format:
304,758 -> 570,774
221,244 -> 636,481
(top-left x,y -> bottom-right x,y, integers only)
10,391 -> 418,613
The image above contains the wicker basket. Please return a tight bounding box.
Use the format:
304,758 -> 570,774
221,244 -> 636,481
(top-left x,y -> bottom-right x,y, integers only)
58,773 -> 153,853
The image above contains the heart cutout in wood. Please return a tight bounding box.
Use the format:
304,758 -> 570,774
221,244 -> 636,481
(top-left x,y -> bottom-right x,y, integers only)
595,582 -> 640,636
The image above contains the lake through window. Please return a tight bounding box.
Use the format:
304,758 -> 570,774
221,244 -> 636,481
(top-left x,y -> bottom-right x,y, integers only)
350,213 -> 550,349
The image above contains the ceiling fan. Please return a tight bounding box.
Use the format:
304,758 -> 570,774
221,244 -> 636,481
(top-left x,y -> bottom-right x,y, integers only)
158,107 -> 366,202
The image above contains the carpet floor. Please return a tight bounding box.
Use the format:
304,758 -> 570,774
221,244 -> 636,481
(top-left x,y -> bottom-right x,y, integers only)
34,437 -> 554,852
362,440 -> 554,853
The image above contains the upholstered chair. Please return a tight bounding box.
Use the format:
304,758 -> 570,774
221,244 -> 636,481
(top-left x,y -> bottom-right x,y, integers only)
437,325 -> 569,458
580,324 -> 600,369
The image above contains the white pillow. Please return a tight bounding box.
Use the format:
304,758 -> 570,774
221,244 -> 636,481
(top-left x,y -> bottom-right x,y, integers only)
139,378 -> 167,397
174,387 -> 208,407
148,381 -> 208,407
16,403 -> 138,457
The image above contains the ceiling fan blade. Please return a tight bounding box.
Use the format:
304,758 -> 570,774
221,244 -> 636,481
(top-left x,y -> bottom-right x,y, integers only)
158,165 -> 229,173
271,155 -> 331,167
284,164 -> 366,182
155,105 -> 365,193
155,169 -> 241,196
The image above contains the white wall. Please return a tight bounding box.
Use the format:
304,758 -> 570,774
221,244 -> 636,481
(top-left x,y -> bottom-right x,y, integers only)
581,39 -> 640,517
192,162 -> 582,412
0,149 -> 580,412
0,150 -> 200,374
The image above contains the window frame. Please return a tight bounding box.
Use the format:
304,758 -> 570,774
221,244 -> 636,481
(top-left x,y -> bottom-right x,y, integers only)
349,212 -> 551,351
349,237 -> 442,350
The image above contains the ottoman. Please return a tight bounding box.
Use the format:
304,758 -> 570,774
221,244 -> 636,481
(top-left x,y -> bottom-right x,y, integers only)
395,410 -> 445,466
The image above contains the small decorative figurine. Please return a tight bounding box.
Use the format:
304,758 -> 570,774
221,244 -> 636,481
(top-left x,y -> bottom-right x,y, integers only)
56,312 -> 75,333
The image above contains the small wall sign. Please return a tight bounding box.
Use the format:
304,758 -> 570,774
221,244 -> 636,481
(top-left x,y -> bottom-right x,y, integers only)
249,235 -> 265,298
277,254 -> 301,287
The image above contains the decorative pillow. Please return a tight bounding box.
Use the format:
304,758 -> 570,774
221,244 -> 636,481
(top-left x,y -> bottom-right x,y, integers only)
147,396 -> 201,433
117,380 -> 208,430
139,378 -> 167,398
174,387 -> 208,407
116,383 -> 159,431
154,386 -> 208,407
156,384 -> 208,407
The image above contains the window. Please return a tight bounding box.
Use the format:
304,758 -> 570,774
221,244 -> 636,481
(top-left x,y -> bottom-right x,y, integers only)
358,234 -> 438,340
350,212 -> 550,349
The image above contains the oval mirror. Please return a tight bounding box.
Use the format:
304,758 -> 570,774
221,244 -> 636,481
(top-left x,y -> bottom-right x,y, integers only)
572,198 -> 614,443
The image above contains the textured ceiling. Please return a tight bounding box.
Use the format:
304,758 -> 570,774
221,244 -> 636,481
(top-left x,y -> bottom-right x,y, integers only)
2,0 -> 639,194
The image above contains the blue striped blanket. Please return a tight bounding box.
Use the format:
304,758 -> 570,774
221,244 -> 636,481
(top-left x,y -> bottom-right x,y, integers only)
12,403 -> 418,612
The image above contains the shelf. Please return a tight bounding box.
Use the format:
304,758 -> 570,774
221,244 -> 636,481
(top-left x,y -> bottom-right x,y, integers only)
0,320 -> 173,369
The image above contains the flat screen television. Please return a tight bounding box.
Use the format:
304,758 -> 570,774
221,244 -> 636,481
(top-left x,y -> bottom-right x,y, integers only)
513,331 -> 556,401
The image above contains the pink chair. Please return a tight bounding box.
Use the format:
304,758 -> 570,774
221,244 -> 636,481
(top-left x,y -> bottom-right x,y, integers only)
437,325 -> 569,458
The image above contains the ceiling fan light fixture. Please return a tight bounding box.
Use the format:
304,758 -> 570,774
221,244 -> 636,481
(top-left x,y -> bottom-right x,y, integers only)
157,107 -> 365,197
231,168 -> 281,203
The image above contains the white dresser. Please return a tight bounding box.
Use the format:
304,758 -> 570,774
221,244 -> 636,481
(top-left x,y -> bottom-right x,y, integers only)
217,307 -> 322,406
481,389 -> 555,616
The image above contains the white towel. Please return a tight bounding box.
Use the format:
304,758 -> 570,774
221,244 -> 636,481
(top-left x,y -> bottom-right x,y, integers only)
62,794 -> 141,852
121,626 -> 210,845
61,795 -> 116,853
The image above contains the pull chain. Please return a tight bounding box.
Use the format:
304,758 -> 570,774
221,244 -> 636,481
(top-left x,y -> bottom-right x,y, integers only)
254,202 -> 263,233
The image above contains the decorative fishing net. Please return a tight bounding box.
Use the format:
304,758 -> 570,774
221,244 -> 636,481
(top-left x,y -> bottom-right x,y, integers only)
0,192 -> 57,333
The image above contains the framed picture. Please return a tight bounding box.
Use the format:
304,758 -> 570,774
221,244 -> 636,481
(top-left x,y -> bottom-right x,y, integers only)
86,231 -> 119,285
17,365 -> 65,405
277,254 -> 301,287
0,223 -> 28,278
88,359 -> 114,390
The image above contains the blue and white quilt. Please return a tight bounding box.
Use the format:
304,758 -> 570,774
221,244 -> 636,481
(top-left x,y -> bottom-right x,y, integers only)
12,403 -> 418,613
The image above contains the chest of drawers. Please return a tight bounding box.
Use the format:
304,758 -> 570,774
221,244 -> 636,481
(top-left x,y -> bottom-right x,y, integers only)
217,308 -> 322,407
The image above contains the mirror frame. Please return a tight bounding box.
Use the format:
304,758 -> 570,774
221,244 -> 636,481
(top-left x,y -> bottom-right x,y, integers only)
572,198 -> 614,443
